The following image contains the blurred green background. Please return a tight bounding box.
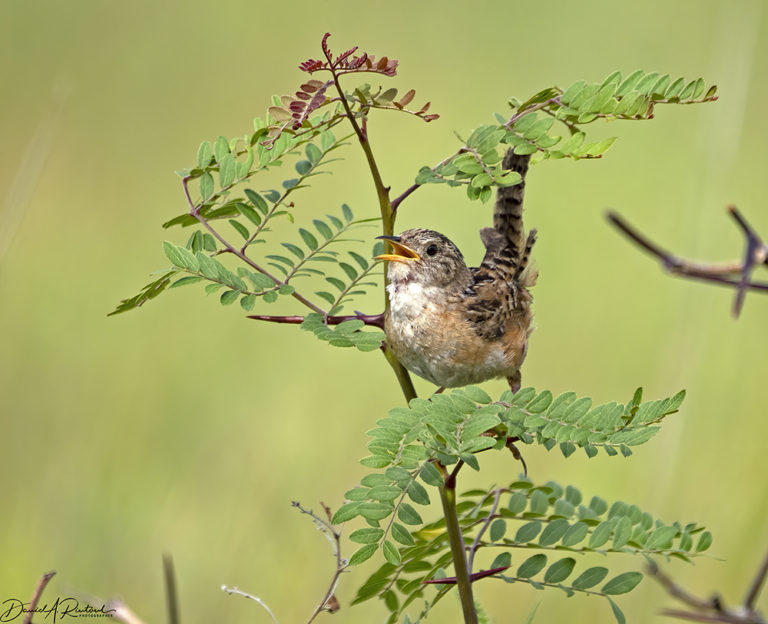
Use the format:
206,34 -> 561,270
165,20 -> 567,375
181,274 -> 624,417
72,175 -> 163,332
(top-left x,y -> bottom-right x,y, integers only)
2,1 -> 767,622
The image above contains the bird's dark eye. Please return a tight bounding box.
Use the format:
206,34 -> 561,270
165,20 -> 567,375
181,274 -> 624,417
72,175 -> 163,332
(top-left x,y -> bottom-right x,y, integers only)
426,244 -> 438,256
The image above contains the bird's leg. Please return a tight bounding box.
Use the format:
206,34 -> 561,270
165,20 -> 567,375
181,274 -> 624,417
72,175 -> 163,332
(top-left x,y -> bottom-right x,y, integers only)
506,437 -> 528,477
505,373 -> 527,474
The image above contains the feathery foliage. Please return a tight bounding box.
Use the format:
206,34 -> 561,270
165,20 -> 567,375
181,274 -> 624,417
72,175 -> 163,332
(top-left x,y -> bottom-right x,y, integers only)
112,32 -> 719,624
328,385 -> 699,622
335,385 -> 688,558
415,71 -> 717,203
351,477 -> 711,624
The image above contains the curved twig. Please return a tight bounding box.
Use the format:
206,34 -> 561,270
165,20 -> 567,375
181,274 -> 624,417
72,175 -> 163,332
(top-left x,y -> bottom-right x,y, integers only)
23,571 -> 56,624
606,208 -> 768,318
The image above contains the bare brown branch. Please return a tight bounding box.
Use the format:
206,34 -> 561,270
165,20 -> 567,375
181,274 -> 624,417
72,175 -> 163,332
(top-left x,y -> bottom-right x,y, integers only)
745,547 -> 768,613
606,207 -> 768,317
648,559 -> 765,624
23,571 -> 55,624
291,501 -> 348,624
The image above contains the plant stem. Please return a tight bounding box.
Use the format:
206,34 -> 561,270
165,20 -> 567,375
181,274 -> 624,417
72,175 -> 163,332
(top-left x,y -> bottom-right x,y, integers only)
439,481 -> 478,624
330,70 -> 417,403
330,62 -> 476,624
384,347 -> 417,401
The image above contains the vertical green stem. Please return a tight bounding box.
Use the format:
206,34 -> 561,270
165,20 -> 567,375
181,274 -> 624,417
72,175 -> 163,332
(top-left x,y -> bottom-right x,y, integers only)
333,67 -> 476,622
440,480 -> 478,624
331,72 -> 415,402
384,348 -> 417,402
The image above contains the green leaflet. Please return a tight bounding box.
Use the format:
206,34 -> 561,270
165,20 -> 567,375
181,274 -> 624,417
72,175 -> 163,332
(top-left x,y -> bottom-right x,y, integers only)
301,313 -> 384,353
335,382 -> 694,605
352,477 -> 709,623
358,385 -> 684,470
113,62 -> 719,624
422,70 -> 715,199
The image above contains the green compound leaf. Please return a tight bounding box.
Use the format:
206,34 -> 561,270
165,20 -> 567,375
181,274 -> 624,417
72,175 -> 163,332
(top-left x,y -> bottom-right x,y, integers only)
544,557 -> 575,584
572,566 -> 609,590
391,522 -> 415,546
397,503 -> 423,526
350,527 -> 384,544
301,313 -> 384,353
382,540 -> 402,565
489,519 -> 507,542
517,554 -> 547,578
491,552 -> 512,570
352,476 -> 708,621
602,572 -> 643,595
696,531 -> 713,552
608,598 -> 626,624
349,544 -> 378,566
516,521 -> 543,543
108,271 -> 177,316
169,275 -> 203,289
199,172 -> 214,201
197,140 -> 212,168
332,502 -> 361,524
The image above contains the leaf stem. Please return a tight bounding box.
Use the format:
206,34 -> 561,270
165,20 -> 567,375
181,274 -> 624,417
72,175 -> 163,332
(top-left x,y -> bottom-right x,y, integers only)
247,312 -> 384,329
504,96 -> 561,128
467,489 -> 503,574
391,149 -> 461,213
182,176 -> 326,315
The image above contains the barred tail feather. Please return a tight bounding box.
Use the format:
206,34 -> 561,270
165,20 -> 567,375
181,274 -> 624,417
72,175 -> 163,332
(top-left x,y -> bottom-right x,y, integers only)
516,228 -> 537,280
493,150 -> 531,259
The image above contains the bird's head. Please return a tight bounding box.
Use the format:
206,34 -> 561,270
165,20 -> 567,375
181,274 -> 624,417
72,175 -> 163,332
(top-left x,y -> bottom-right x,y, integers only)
375,228 -> 469,289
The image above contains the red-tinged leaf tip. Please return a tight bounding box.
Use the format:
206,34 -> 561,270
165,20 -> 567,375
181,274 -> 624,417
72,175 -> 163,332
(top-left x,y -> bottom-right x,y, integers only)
299,59 -> 323,73
336,46 -> 359,64
286,80 -> 332,131
399,89 -> 416,107
349,53 -> 367,69
422,114 -> 440,122
321,32 -> 333,62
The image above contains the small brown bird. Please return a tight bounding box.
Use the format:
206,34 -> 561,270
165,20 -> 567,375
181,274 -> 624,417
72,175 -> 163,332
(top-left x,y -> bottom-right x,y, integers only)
377,151 -> 537,391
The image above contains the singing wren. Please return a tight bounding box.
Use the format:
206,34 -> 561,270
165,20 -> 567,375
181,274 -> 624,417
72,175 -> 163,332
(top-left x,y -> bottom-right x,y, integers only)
376,150 -> 537,391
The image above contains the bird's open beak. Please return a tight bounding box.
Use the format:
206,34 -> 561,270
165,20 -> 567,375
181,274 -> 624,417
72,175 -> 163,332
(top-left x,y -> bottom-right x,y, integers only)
374,236 -> 421,263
